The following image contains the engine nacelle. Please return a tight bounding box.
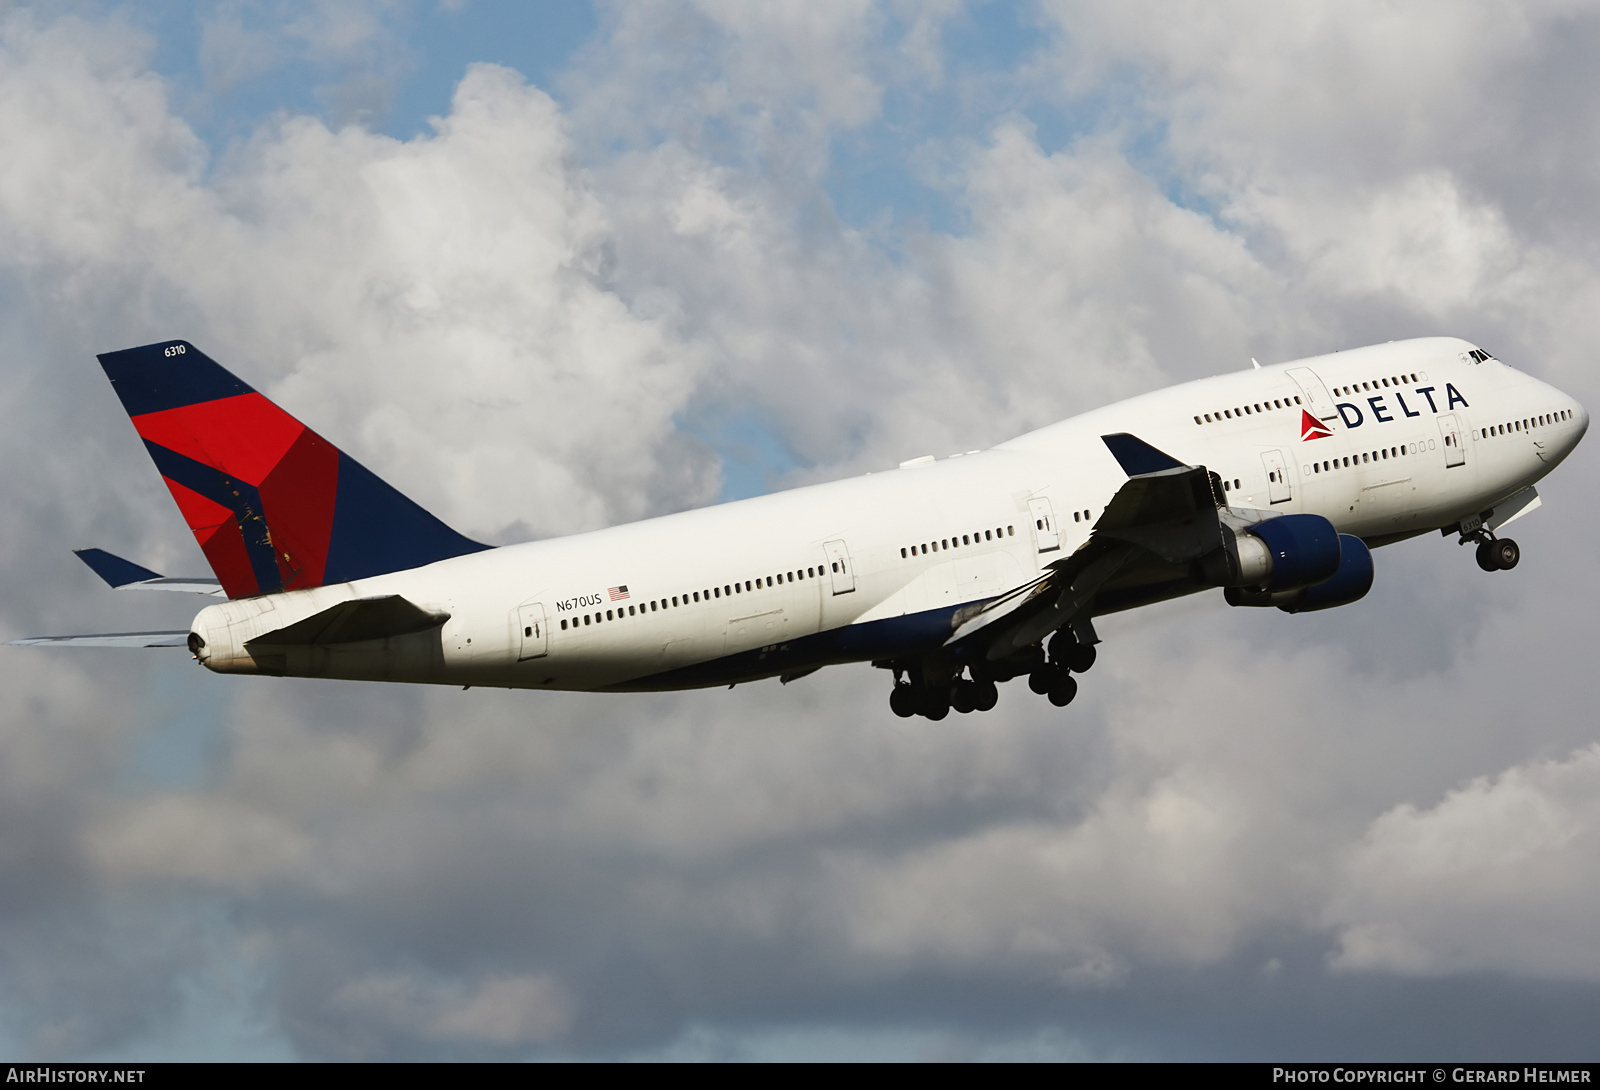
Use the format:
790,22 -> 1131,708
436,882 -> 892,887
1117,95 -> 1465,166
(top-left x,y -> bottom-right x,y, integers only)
1201,513 -> 1342,591
1224,533 -> 1374,613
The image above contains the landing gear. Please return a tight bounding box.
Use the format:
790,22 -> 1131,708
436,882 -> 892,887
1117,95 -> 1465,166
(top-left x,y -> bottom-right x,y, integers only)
886,675 -> 955,720
1049,628 -> 1097,673
955,678 -> 998,713
1488,538 -> 1520,570
882,625 -> 1097,720
1461,522 -> 1520,573
1027,662 -> 1081,706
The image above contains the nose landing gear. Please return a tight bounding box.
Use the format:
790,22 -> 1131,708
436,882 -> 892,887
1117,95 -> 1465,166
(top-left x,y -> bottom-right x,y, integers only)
1475,537 -> 1520,572
1458,517 -> 1519,572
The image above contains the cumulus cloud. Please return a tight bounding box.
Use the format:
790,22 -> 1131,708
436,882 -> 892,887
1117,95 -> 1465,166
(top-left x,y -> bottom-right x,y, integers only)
1327,744 -> 1600,979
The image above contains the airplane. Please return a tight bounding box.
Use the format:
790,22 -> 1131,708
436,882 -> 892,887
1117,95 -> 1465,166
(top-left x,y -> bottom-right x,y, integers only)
8,337 -> 1587,719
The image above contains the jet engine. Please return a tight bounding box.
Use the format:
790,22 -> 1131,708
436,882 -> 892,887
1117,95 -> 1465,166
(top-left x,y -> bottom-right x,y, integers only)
1201,513 -> 1373,613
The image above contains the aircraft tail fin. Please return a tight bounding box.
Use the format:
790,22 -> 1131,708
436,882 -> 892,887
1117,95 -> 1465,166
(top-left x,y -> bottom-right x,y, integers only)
97,340 -> 489,600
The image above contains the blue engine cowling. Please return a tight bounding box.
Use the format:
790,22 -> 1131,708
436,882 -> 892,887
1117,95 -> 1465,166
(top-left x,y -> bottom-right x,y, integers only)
1224,532 -> 1374,613
1280,534 -> 1373,613
1248,513 -> 1342,591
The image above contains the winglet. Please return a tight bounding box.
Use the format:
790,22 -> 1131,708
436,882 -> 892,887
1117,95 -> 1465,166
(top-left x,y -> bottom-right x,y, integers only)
74,548 -> 161,588
1101,433 -> 1187,476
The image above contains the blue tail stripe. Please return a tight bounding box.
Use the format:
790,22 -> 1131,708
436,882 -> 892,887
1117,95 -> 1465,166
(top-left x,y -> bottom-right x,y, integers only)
98,342 -> 255,418
142,439 -> 283,594
322,452 -> 490,584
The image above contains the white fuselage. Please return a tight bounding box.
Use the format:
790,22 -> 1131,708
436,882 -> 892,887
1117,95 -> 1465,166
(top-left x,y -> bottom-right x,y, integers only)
189,337 -> 1587,690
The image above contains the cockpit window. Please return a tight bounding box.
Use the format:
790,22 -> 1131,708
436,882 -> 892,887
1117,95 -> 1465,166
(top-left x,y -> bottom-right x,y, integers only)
1467,348 -> 1496,363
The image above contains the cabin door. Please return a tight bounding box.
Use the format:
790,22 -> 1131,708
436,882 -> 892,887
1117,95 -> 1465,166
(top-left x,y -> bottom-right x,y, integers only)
1287,367 -> 1339,422
823,539 -> 856,594
1437,414 -> 1466,468
1261,449 -> 1293,504
1028,497 -> 1061,553
516,602 -> 548,660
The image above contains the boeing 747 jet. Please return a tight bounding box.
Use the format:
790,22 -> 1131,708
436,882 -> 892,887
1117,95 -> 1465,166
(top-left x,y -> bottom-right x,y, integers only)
11,338 -> 1586,719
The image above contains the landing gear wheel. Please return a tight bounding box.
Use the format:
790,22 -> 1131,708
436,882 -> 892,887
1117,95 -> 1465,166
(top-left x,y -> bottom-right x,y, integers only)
951,682 -> 977,714
1048,629 -> 1097,673
1476,539 -> 1499,572
1047,674 -> 1079,707
972,679 -> 998,712
889,684 -> 917,718
1028,667 -> 1055,695
922,696 -> 950,721
1492,538 -> 1520,570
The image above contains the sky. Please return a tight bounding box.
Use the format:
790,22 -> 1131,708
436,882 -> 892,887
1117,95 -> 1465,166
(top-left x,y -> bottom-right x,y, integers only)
1,0 -> 1599,1062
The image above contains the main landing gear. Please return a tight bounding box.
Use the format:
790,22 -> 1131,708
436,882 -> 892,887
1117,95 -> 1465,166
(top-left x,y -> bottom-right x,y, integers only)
885,626 -> 1100,718
1458,519 -> 1519,573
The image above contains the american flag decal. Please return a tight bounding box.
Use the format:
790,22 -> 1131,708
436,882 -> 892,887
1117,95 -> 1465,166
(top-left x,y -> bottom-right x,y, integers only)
608,585 -> 630,601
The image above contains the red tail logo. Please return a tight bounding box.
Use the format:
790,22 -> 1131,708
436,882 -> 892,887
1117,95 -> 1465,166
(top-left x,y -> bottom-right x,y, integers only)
1301,409 -> 1334,441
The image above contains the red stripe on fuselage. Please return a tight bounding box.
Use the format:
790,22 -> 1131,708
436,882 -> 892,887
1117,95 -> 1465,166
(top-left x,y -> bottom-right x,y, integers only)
132,392 -> 305,486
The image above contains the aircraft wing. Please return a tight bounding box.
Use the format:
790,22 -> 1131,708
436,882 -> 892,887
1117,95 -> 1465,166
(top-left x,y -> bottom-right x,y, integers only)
74,548 -> 225,596
6,631 -> 190,648
947,433 -> 1226,661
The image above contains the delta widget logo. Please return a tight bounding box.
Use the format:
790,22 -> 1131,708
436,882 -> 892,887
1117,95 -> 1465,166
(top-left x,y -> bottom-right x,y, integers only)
1300,409 -> 1334,441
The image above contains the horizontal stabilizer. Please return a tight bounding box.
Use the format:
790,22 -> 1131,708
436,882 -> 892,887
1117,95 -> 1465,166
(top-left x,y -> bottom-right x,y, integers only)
6,631 -> 190,648
1101,433 -> 1187,476
74,549 -> 224,596
246,595 -> 449,647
